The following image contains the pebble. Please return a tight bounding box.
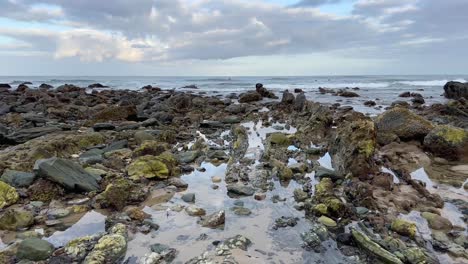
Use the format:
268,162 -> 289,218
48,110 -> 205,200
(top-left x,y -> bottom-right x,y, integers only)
254,193 -> 266,201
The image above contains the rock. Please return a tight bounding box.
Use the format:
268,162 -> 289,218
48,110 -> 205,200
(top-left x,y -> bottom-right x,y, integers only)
1,169 -> 36,188
273,216 -> 298,229
34,158 -> 100,192
402,247 -> 427,264
17,238 -> 54,261
88,83 -> 108,88
176,151 -> 200,164
167,177 -> 188,189
293,189 -> 308,202
84,224 -> 128,264
185,205 -> 206,216
294,93 -> 307,111
79,148 -> 104,164
0,83 -> 11,89
315,166 -> 341,181
337,90 -> 359,97
411,96 -> 425,105
216,235 -> 252,255
313,204 -> 328,216
226,104 -> 246,114
89,105 -> 137,124
239,91 -> 262,103
372,172 -> 393,190
423,125 -> 467,161
150,243 -> 177,263
211,176 -> 222,183
39,83 -> 53,89
254,192 -> 266,201
444,81 -> 468,99
391,219 -> 417,238
181,193 -> 195,203
375,107 -> 434,140
94,177 -> 145,210
92,123 -> 116,132
227,184 -> 255,197
199,210 -> 225,228
364,100 -> 376,107
133,141 -> 169,157
294,88 -> 303,93
317,216 -> 337,227
399,92 -> 411,97
281,90 -> 295,104
256,83 -> 277,98
0,181 -> 19,208
0,208 -> 34,230
268,133 -> 291,146
421,212 -> 453,230
232,206 -> 252,216
127,153 -> 178,181
27,178 -> 63,202
6,126 -> 61,143
127,208 -> 151,221
48,208 -> 71,219
351,229 -> 403,264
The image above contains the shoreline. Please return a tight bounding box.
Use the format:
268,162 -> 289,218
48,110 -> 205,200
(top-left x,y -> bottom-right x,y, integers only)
0,81 -> 467,263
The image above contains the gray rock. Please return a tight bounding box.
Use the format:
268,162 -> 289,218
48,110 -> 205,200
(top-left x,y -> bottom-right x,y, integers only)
239,91 -> 262,103
79,148 -> 104,164
294,93 -> 306,111
444,81 -> 468,99
227,184 -> 255,197
17,238 -> 54,261
34,158 -> 100,192
177,151 -> 200,163
0,169 -> 36,188
199,210 -> 225,228
281,90 -> 295,104
150,243 -> 178,263
231,206 -> 252,216
315,166 -> 342,181
102,140 -> 128,153
7,127 -> 60,143
168,177 -> 188,189
181,193 -> 195,203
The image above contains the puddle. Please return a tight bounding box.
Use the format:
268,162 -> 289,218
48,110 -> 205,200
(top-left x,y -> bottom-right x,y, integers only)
381,167 -> 400,184
45,210 -> 106,247
399,211 -> 432,241
410,168 -> 434,190
318,152 -> 333,170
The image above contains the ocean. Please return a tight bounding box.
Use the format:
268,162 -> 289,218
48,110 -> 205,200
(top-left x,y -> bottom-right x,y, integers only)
1,75 -> 466,114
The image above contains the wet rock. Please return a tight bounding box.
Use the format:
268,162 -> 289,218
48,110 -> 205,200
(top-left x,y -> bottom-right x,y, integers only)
411,95 -> 425,105
281,90 -> 295,104
256,83 -> 277,98
0,169 -> 35,188
444,81 -> 468,99
375,107 -> 434,140
273,216 -> 298,229
401,247 -> 427,264
330,118 -> 377,178
88,83 -> 108,88
372,172 -> 394,190
127,208 -> 151,221
0,181 -> 19,208
315,166 -> 341,181
6,126 -> 61,143
17,238 -> 54,261
176,150 -> 200,164
294,92 -> 307,111
150,243 -> 178,263
399,92 -> 411,97
351,229 -> 403,264
227,184 -> 255,197
226,104 -> 246,114
48,208 -> 71,219
39,83 -> 53,89
239,91 -> 262,103
301,225 -> 328,251
0,208 -> 34,230
79,148 -> 104,164
181,193 -> 195,203
199,210 -> 225,228
0,83 -> 11,89
127,153 -> 178,181
89,105 -> 137,124
231,206 -> 252,216
84,224 -> 128,264
423,125 -> 467,161
216,235 -> 252,255
391,219 -> 416,238
211,176 -> 222,183
293,188 -> 308,202
34,158 -> 100,192
185,205 -> 206,216
380,236 -> 407,252
64,234 -> 103,261
337,90 -> 359,97
364,100 -> 376,107
421,212 -> 453,230
317,216 -> 337,227
93,177 -> 145,210
167,177 -> 188,189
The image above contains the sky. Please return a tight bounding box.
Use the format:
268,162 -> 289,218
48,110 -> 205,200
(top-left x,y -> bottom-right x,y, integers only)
0,0 -> 467,76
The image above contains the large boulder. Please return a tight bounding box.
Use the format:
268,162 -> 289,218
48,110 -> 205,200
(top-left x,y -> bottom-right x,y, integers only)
444,81 -> 468,99
423,125 -> 468,161
0,181 -> 19,209
127,153 -> 178,181
239,91 -> 262,103
375,107 -> 434,140
17,238 -> 54,261
421,212 -> 453,231
89,105 -> 137,124
330,119 -> 377,178
34,158 -> 100,192
281,90 -> 295,104
255,83 -> 277,98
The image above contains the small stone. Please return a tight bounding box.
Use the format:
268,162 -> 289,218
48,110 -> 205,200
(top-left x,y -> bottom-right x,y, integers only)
211,176 -> 222,183
181,193 -> 195,203
199,210 -> 225,228
185,205 -> 206,216
232,206 -> 252,216
318,216 -> 337,227
254,193 -> 266,201
17,238 -> 54,261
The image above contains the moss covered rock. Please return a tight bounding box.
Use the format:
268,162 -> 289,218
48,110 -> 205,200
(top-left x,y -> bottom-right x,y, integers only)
0,208 -> 34,230
0,181 -> 18,209
268,133 -> 291,146
17,238 -> 54,261
315,178 -> 334,200
391,219 -> 417,238
27,178 -> 64,202
83,224 -> 128,264
352,229 -> 403,264
88,105 -> 137,125
376,107 -> 433,140
317,216 -> 337,227
423,125 -> 468,161
133,140 -> 169,157
421,212 -> 453,231
128,153 -> 178,181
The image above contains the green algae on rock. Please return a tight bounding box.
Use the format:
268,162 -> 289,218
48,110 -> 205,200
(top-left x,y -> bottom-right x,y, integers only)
83,224 -> 128,264
0,181 -> 18,209
127,153 -> 179,181
375,107 -> 434,141
17,238 -> 54,261
391,219 -> 417,238
423,125 -> 468,161
421,212 -> 453,231
352,229 -> 404,264
0,208 -> 34,230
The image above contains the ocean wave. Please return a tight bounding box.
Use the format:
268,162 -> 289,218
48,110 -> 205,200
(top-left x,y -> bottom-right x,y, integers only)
268,82 -> 390,89
398,79 -> 467,86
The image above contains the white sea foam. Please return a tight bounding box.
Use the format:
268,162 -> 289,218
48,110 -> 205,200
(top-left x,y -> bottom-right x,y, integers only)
398,79 -> 467,86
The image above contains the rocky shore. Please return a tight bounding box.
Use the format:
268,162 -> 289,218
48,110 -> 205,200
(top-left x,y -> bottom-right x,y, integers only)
0,81 -> 467,264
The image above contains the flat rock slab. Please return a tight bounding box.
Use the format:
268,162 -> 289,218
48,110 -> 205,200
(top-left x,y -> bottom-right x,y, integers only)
34,158 -> 100,192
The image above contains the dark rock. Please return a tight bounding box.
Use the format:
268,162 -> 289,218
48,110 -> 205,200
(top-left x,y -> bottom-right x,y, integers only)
6,126 -> 61,143
17,238 -> 54,261
181,193 -> 195,203
34,158 -> 100,192
227,184 -> 255,197
199,210 -> 225,228
444,81 -> 468,99
0,83 -> 11,89
79,148 -> 104,164
375,107 -> 434,141
226,104 -> 246,114
200,120 -> 224,128
150,243 -> 178,263
364,100 -> 376,107
92,123 -> 116,132
411,95 -> 425,105
423,125 -> 467,161
88,83 -> 108,88
273,216 -> 299,229
102,140 -> 128,153
39,83 -> 53,89
256,84 -> 277,98
281,90 -> 295,104
0,169 -> 36,188
239,91 -> 262,103
337,90 -> 359,97
399,92 -> 411,97
294,88 -> 303,93
294,93 -> 306,111
182,84 -> 198,89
